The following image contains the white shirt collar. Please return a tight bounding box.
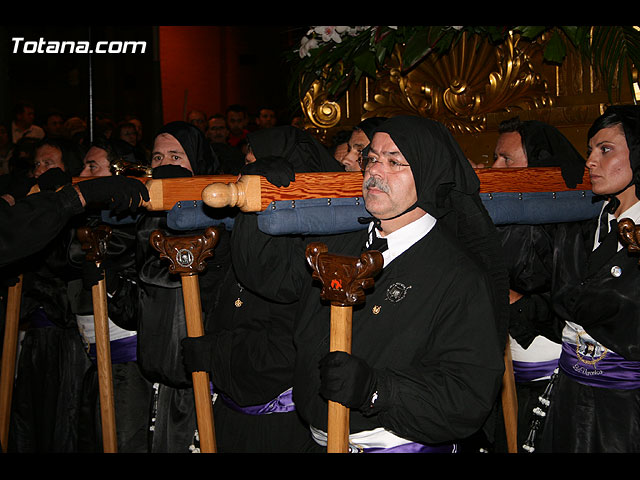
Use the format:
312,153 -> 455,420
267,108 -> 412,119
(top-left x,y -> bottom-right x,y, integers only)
370,212 -> 437,267
595,199 -> 640,250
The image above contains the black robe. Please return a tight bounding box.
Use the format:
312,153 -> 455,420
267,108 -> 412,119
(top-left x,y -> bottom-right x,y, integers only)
513,213 -> 640,452
232,213 -> 504,448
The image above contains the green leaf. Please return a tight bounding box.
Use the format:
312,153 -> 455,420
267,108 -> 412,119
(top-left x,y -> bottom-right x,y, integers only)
402,28 -> 432,70
353,50 -> 378,78
543,31 -> 567,64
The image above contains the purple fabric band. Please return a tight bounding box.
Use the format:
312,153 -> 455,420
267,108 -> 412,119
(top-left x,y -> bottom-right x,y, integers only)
559,342 -> 640,389
220,388 -> 296,415
363,442 -> 457,453
88,335 -> 137,364
28,308 -> 55,328
512,359 -> 559,383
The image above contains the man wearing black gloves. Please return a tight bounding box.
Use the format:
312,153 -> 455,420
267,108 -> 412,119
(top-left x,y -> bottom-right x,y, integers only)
228,116 -> 507,452
0,171 -> 149,267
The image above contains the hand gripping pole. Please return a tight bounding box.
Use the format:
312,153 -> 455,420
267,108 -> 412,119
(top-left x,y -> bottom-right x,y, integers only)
149,227 -> 219,453
305,242 -> 383,453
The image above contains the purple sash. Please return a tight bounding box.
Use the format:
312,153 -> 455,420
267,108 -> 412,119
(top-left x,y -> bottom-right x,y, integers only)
559,342 -> 640,389
512,359 -> 559,383
88,335 -> 137,364
28,308 -> 55,328
220,388 -> 296,415
362,443 -> 457,453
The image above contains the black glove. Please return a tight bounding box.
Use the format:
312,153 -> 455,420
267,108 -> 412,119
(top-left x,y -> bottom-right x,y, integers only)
4,174 -> 36,201
241,156 -> 295,187
152,164 -> 193,179
76,176 -> 150,214
319,351 -> 377,410
37,167 -> 72,191
181,335 -> 216,373
81,259 -> 118,292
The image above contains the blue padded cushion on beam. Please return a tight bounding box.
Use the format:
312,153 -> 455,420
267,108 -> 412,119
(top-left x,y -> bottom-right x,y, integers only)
166,201 -> 235,231
480,190 -> 602,225
158,191 -> 604,234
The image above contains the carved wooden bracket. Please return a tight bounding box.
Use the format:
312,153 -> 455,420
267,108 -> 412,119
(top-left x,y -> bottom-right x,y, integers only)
305,242 -> 383,306
619,218 -> 640,261
149,227 -> 219,276
77,225 -> 113,264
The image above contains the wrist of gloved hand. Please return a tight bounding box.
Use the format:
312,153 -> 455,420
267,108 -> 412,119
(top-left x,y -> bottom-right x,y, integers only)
77,176 -> 150,214
319,351 -> 378,410
37,167 -> 72,191
241,156 -> 295,187
181,335 -> 216,374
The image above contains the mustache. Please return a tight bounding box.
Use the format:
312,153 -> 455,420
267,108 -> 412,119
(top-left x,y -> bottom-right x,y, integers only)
363,176 -> 390,193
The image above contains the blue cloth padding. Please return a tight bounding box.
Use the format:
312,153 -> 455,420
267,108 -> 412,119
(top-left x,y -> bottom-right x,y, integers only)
480,190 -> 602,225
161,191 -> 604,234
166,201 -> 235,231
256,197 -> 369,235
100,210 -> 141,225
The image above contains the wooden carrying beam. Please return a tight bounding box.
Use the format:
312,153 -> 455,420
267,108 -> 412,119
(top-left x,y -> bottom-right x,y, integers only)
61,167 -> 591,213
200,168 -> 593,213
149,227 -> 219,453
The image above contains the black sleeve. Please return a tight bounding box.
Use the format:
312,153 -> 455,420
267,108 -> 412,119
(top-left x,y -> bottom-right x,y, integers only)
0,185 -> 84,267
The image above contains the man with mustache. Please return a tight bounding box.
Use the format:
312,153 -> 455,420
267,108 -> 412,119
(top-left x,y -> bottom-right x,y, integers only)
230,116 -> 508,452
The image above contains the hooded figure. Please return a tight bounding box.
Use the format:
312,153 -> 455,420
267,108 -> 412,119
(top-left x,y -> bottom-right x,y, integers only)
507,119 -> 586,188
112,121 -> 231,452
231,115 -> 506,452
155,121 -> 219,176
241,125 -> 342,185
509,105 -> 640,453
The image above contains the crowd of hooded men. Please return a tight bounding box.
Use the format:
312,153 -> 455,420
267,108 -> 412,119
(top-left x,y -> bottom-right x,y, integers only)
1,98 -> 640,454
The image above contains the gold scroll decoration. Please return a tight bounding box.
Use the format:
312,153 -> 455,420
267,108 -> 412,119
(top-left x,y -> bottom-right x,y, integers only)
363,31 -> 552,134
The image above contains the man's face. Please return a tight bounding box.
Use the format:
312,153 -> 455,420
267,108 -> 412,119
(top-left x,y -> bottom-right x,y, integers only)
120,126 -> 138,146
492,131 -> 528,168
342,129 -> 369,172
362,132 -> 417,220
151,133 -> 193,173
33,144 -> 65,178
17,106 -> 35,127
256,109 -> 277,129
207,117 -> 229,143
188,112 -> 207,133
226,111 -> 247,135
45,115 -> 64,137
80,146 -> 112,177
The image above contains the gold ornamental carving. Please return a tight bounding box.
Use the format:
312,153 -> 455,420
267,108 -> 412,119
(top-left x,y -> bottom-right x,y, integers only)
301,70 -> 342,132
363,32 -> 553,133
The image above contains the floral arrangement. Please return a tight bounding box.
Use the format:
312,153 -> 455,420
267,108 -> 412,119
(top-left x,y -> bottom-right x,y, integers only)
287,26 -> 640,102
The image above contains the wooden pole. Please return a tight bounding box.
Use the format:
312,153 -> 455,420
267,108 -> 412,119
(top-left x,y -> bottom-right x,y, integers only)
0,275 -> 22,452
77,225 -> 118,453
327,305 -> 353,453
501,337 -> 518,453
149,227 -> 219,453
91,268 -> 118,453
305,242 -> 383,453
181,274 -> 217,453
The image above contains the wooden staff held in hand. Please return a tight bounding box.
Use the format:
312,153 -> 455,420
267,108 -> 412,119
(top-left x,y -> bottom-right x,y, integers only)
149,226 -> 219,453
77,224 -> 118,453
305,242 -> 383,453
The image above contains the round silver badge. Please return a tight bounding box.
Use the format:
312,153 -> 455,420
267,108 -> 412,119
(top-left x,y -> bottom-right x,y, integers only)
176,248 -> 194,267
610,265 -> 622,278
385,282 -> 412,303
